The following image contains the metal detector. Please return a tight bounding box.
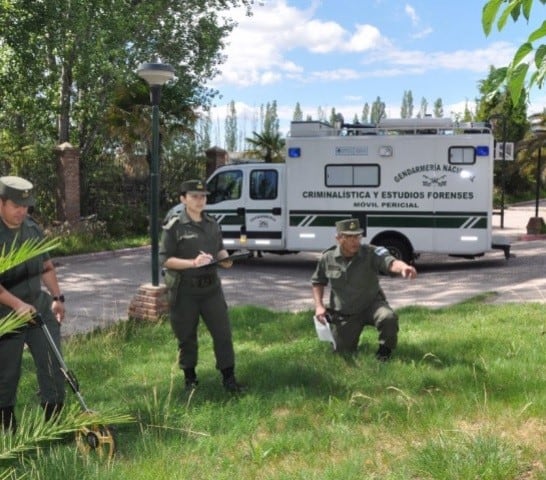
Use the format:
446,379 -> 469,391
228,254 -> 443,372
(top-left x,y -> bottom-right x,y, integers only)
34,313 -> 116,459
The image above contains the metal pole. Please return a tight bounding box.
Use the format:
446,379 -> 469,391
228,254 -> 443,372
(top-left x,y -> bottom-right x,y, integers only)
535,144 -> 542,217
500,118 -> 507,229
150,84 -> 161,286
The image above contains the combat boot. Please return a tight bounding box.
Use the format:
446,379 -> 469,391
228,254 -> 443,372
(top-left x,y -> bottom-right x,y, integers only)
375,345 -> 392,362
221,366 -> 244,394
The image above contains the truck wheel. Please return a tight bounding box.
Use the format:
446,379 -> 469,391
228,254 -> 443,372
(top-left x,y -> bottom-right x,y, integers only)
378,238 -> 413,264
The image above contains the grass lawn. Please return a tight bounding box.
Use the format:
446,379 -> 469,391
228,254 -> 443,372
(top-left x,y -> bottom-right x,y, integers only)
3,299 -> 546,479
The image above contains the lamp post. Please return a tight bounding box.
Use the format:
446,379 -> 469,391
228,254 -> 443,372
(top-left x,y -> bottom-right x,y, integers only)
137,61 -> 175,286
489,114 -> 507,229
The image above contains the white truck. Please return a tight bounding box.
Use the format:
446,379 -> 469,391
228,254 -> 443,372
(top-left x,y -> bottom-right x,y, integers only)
203,118 -> 511,263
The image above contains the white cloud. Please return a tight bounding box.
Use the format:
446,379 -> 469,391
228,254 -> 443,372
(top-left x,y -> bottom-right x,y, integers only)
211,0 -> 389,87
404,4 -> 419,26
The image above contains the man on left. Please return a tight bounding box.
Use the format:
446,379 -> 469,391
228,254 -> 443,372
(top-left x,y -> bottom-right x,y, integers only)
0,176 -> 66,433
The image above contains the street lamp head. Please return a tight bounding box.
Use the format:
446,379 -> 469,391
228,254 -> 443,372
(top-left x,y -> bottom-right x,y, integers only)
137,62 -> 175,87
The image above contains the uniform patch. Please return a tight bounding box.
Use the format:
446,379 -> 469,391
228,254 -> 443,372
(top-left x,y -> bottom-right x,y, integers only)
374,246 -> 389,257
179,233 -> 198,240
163,216 -> 179,230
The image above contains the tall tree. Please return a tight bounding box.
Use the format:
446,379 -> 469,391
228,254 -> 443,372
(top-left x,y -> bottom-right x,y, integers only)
361,104 -> 370,123
293,102 -> 303,121
263,101 -> 279,136
370,97 -> 386,123
417,97 -> 428,118
400,90 -> 414,118
225,100 -> 238,152
433,98 -> 444,118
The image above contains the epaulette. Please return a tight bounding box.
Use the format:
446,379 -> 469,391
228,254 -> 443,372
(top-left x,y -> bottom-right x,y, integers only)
162,215 -> 179,230
321,245 -> 336,254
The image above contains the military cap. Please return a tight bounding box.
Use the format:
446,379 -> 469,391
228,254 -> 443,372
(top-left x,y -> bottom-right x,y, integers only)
0,176 -> 35,206
336,218 -> 363,235
180,179 -> 209,195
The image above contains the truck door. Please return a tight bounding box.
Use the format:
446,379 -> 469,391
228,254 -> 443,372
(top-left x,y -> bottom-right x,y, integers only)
245,167 -> 284,250
206,168 -> 245,250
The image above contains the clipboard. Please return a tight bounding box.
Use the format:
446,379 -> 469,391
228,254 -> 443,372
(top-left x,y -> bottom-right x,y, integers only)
199,251 -> 252,267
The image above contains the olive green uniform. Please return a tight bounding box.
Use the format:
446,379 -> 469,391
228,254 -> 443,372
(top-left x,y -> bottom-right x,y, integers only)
159,208 -> 235,372
0,217 -> 65,408
311,244 -> 399,352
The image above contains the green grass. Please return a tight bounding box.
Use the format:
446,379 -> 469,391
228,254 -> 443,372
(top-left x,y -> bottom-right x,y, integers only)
4,300 -> 546,479
50,234 -> 149,257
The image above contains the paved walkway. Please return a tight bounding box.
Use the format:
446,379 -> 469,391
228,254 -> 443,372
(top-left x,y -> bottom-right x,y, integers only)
55,201 -> 546,336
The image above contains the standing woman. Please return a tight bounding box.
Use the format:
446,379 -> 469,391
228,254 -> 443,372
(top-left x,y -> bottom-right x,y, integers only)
159,179 -> 243,393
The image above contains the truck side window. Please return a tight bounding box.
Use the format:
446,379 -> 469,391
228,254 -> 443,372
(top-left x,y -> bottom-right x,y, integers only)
250,170 -> 278,200
207,170 -> 243,205
449,146 -> 476,165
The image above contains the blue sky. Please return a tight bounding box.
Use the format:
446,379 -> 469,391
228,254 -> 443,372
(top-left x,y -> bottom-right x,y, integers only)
207,0 -> 546,145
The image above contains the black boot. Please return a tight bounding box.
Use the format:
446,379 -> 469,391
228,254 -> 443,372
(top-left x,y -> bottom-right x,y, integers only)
221,366 -> 244,393
1,406 -> 16,433
375,345 -> 392,362
183,368 -> 198,390
42,402 -> 63,422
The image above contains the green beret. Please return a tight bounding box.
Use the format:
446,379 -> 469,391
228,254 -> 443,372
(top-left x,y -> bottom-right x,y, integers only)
180,179 -> 209,195
0,176 -> 35,206
336,218 -> 363,235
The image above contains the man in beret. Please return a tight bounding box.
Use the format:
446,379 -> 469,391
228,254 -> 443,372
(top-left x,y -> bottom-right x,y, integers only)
159,179 -> 244,394
311,218 -> 417,361
0,176 -> 66,432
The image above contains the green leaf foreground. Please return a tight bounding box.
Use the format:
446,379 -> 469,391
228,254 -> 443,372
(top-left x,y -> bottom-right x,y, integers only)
0,404 -> 133,462
482,0 -> 546,105
0,237 -> 60,274
0,237 -> 62,335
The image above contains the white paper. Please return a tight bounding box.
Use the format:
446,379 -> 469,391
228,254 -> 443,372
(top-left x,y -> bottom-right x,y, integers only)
313,316 -> 336,350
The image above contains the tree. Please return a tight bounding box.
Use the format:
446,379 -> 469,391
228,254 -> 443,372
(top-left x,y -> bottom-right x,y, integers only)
482,0 -> 546,105
476,66 -> 530,197
401,90 -> 414,118
0,0 -> 253,225
370,97 -> 386,123
418,97 -> 428,118
225,100 -> 238,152
263,101 -> 279,136
293,102 -> 303,121
361,104 -> 370,123
245,131 -> 285,163
329,108 -> 344,127
433,98 -> 444,117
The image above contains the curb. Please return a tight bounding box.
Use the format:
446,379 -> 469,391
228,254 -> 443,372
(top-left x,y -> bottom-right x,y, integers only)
53,246 -> 150,266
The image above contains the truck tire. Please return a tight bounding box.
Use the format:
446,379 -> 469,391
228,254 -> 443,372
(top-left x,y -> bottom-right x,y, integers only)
377,237 -> 413,264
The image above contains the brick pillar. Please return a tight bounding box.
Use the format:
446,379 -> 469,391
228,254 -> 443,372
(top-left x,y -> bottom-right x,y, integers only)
54,142 -> 81,222
128,283 -> 169,321
205,146 -> 228,177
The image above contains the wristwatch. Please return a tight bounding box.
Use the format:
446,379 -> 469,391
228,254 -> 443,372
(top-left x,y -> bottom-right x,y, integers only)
52,294 -> 65,303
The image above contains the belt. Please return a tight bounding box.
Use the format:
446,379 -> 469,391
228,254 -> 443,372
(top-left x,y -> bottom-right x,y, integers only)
182,275 -> 217,288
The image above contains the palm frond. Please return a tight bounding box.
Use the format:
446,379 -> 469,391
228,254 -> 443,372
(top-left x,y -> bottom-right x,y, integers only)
0,312 -> 31,337
0,237 -> 60,275
0,404 -> 133,462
